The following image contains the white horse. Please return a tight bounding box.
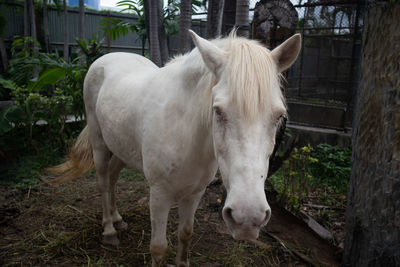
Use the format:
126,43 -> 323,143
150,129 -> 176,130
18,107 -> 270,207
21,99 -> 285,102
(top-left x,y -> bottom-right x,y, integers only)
48,31 -> 301,266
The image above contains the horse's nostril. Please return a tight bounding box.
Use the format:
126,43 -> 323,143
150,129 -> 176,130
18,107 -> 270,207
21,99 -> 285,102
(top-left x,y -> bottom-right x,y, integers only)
223,207 -> 239,225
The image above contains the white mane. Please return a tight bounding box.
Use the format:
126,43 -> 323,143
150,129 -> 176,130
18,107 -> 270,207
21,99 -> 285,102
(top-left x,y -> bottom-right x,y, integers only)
168,32 -> 285,124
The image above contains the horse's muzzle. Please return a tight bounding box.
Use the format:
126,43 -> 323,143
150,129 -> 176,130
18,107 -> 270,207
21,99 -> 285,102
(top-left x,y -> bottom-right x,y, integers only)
222,206 -> 271,241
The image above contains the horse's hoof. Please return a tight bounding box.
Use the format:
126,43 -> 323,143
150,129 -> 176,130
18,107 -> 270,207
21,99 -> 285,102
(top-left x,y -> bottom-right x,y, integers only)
114,220 -> 128,230
102,234 -> 120,246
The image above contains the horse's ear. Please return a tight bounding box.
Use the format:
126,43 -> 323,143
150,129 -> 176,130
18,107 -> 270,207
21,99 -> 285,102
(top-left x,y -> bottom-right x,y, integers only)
270,34 -> 301,72
189,30 -> 226,75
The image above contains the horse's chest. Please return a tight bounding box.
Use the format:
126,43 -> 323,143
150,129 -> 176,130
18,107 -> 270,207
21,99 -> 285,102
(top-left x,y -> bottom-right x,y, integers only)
170,171 -> 216,201
146,157 -> 218,201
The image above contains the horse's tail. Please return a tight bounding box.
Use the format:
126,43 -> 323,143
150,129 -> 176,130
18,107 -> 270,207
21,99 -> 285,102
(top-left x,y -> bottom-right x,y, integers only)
45,125 -> 94,186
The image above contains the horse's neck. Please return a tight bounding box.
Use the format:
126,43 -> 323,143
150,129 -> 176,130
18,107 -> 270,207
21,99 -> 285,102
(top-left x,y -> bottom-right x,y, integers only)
180,54 -> 213,127
165,55 -> 215,159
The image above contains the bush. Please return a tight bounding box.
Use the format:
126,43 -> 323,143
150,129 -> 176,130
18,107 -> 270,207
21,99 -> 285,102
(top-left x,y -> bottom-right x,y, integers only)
0,36 -> 105,147
310,144 -> 352,193
0,36 -> 104,187
270,145 -> 318,212
269,144 -> 352,212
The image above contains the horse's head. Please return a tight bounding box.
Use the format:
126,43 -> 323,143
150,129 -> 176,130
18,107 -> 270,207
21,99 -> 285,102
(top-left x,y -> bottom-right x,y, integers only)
189,30 -> 301,241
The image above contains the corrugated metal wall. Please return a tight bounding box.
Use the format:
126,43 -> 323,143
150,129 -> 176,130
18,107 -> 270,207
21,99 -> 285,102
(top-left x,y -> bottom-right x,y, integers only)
45,8 -> 145,53
2,2 -> 144,53
1,2 -> 207,56
2,2 -> 25,41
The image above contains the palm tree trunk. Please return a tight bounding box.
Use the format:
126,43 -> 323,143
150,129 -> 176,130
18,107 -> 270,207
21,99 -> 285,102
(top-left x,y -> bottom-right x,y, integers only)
343,2 -> 400,266
43,0 -> 50,52
28,0 -> 37,42
24,0 -> 30,51
0,37 -> 7,71
207,0 -> 225,38
143,0 -> 150,52
79,0 -> 85,65
147,0 -> 161,66
178,0 -> 192,54
235,0 -> 249,37
158,0 -> 169,65
63,0 -> 69,62
221,0 -> 236,35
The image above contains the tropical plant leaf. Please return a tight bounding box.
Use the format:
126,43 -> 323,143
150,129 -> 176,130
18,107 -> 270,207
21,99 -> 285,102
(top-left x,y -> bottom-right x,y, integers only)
100,17 -> 134,41
28,67 -> 68,92
0,77 -> 18,91
0,105 -> 24,135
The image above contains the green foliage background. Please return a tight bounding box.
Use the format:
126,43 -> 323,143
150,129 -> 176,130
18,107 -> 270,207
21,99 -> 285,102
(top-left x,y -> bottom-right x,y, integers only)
0,36 -> 104,187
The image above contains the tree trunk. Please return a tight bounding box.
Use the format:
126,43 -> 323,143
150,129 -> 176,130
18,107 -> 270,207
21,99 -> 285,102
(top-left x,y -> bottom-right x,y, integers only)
178,0 -> 192,54
250,0 -> 297,48
0,37 -> 8,72
43,0 -> 50,52
143,0 -> 150,56
207,0 -> 225,39
24,0 -> 30,39
78,0 -> 85,65
147,0 -> 161,66
235,0 -> 249,37
343,2 -> 400,266
28,0 -> 37,42
158,0 -> 169,65
24,0 -> 30,51
63,0 -> 69,62
221,0 -> 236,35
79,0 -> 85,40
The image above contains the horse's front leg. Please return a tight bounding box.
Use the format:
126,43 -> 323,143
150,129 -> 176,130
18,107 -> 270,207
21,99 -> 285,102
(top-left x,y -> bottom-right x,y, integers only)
176,190 -> 205,267
149,187 -> 173,267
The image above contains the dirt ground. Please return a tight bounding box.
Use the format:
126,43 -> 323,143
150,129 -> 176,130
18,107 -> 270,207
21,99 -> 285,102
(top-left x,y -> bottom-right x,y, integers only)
0,174 -> 342,266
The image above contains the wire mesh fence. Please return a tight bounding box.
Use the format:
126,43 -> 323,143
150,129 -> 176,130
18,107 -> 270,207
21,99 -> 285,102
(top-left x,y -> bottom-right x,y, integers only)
285,0 -> 364,107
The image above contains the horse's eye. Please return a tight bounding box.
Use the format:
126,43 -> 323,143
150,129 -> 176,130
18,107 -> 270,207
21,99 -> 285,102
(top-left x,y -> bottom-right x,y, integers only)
213,106 -> 226,122
276,114 -> 286,125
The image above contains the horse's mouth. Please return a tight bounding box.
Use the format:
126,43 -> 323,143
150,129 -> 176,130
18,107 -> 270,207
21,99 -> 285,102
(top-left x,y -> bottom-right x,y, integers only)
225,222 -> 261,241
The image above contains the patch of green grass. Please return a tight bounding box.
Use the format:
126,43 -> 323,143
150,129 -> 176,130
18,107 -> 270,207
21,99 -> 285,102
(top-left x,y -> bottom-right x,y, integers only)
1,143 -> 145,189
119,168 -> 145,181
86,168 -> 145,181
0,144 -> 64,188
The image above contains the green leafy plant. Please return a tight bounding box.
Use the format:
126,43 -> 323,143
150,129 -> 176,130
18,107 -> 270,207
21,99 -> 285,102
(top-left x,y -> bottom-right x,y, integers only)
0,37 -> 88,148
100,0 -> 204,55
271,145 -> 318,212
76,36 -> 105,67
310,144 -> 352,193
269,143 -> 351,213
100,0 -> 147,55
0,34 -> 104,188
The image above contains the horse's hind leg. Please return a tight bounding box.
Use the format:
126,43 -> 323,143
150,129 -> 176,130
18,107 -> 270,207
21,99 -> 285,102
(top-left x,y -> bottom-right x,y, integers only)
108,155 -> 127,230
87,119 -> 119,245
92,147 -> 120,245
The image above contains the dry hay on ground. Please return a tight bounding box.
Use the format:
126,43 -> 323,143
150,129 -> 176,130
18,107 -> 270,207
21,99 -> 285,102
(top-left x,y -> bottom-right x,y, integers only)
0,175 -> 340,266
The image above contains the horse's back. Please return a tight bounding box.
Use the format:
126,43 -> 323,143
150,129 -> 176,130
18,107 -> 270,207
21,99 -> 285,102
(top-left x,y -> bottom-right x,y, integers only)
92,52 -> 157,73
84,52 -> 158,105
